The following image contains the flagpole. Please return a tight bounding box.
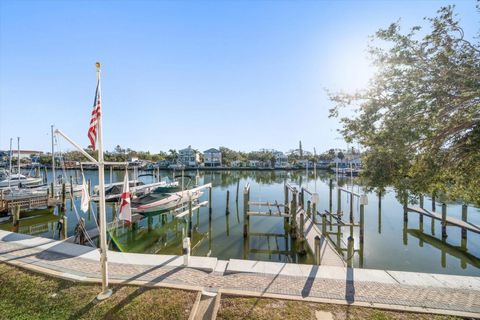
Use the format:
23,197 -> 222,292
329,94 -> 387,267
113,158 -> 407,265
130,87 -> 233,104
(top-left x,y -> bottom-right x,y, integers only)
96,62 -> 112,300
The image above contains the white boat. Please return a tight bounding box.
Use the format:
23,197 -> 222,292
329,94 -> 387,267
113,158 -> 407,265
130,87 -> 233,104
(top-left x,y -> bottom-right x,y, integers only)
92,180 -> 179,202
131,187 -> 204,213
0,173 -> 44,189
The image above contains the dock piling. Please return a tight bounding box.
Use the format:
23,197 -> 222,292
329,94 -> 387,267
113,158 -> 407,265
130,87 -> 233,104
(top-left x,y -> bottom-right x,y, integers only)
347,236 -> 354,268
226,190 -> 230,215
61,216 -> 68,240
329,179 -> 333,212
337,188 -> 341,215
306,200 -> 311,218
441,203 -> 447,239
314,235 -> 321,265
461,205 -> 467,240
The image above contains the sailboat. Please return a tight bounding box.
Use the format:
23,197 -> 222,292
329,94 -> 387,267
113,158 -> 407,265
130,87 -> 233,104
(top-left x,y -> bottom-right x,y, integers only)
0,138 -> 43,189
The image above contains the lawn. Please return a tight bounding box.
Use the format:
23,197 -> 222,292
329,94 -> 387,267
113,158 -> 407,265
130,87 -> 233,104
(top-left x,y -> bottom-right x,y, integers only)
0,263 -> 195,320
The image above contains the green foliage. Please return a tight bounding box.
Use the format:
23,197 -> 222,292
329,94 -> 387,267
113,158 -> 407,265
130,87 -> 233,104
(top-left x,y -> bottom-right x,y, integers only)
329,5 -> 480,205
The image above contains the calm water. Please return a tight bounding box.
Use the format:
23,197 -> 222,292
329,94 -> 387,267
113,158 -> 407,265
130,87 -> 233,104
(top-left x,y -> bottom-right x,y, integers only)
3,169 -> 479,276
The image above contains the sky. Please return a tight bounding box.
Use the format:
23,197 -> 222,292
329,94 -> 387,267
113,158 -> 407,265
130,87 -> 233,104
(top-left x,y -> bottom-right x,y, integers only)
0,0 -> 477,154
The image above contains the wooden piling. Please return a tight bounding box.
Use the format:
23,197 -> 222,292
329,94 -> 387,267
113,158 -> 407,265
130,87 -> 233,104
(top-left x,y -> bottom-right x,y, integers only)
347,236 -> 354,268
461,204 -> 467,240
314,235 -> 321,265
236,179 -> 240,203
50,182 -> 54,197
70,176 -> 74,195
329,179 -> 333,212
312,202 -> 316,224
61,183 -> 66,212
88,179 -> 92,196
349,193 -> 354,223
419,195 -> 424,208
208,187 -> 212,212
441,203 -> 447,238
188,194 -> 193,238
226,190 -> 230,215
432,192 -> 436,212
61,216 -> 68,240
243,186 -> 250,237
306,200 -> 311,218
322,213 -> 326,235
337,188 -> 341,215
403,197 -> 408,223
300,189 -> 304,209
360,204 -> 365,244
12,205 -> 20,228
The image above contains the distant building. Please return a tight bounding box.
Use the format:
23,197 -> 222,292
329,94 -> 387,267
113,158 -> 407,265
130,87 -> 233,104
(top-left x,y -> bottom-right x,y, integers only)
203,148 -> 222,167
231,160 -> 243,168
179,145 -> 200,167
1,150 -> 43,161
273,151 -> 289,168
248,160 -> 261,168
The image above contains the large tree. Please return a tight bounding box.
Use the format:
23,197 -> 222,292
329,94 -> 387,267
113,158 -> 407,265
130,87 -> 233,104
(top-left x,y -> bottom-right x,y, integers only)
329,5 -> 480,205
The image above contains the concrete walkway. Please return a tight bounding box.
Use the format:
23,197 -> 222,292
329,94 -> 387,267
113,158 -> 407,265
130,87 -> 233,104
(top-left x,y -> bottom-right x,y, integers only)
0,230 -> 479,318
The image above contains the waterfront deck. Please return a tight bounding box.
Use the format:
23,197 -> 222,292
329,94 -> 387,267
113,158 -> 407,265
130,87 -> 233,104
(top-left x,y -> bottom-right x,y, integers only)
408,206 -> 480,234
0,230 -> 479,318
296,209 -> 346,267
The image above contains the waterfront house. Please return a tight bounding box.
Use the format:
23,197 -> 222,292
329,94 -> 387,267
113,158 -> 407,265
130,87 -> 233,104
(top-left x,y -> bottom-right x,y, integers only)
248,160 -> 261,168
273,151 -> 289,168
231,160 -> 243,168
179,145 -> 200,167
203,148 -> 222,167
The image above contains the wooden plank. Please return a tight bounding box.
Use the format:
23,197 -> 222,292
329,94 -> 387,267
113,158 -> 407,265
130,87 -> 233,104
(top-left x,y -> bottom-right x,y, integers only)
297,209 -> 346,267
247,211 -> 290,218
408,206 -> 480,234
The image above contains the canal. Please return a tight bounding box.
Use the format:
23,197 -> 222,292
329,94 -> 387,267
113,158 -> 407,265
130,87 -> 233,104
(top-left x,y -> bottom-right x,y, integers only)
2,169 -> 479,277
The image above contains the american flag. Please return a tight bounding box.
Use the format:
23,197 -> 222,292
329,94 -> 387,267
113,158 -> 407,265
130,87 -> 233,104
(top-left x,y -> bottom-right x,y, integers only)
88,79 -> 101,150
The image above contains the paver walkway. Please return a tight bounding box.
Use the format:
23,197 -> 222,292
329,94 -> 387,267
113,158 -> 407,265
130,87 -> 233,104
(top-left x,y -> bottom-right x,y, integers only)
0,230 -> 479,318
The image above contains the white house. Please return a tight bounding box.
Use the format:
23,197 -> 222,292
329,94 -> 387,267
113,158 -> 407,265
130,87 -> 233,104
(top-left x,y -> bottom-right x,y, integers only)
248,160 -> 261,168
231,160 -> 243,168
179,145 -> 200,167
203,148 -> 222,167
273,151 -> 289,168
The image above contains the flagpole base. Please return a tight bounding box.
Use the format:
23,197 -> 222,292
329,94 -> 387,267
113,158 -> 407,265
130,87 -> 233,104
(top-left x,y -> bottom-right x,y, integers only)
96,289 -> 113,301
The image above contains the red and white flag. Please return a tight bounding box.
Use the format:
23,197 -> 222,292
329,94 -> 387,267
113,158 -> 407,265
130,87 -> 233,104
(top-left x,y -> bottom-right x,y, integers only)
88,79 -> 101,150
118,172 -> 132,222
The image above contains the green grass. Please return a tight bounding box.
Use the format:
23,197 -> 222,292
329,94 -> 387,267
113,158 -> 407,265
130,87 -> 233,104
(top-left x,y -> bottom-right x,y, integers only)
0,263 -> 195,320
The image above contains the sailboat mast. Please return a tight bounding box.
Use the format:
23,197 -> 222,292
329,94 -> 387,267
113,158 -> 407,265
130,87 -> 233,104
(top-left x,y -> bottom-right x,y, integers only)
8,138 -> 12,188
17,137 -> 20,175
51,125 -> 56,186
95,62 -> 112,300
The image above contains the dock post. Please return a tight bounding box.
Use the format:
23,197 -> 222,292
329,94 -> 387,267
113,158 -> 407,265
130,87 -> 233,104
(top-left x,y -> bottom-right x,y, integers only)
61,183 -> 66,212
300,189 -> 304,209
419,195 -> 424,208
360,203 -> 365,244
88,179 -> 92,196
349,193 -> 354,223
306,200 -> 311,218
432,192 -> 436,212
183,236 -> 191,266
337,188 -> 341,215
291,191 -> 297,237
347,236 -> 354,268
314,235 -> 321,265
299,213 -> 305,252
188,194 -> 192,238
70,176 -> 74,195
243,186 -> 250,237
329,179 -> 333,213
322,213 -> 327,235
12,206 -> 20,232
208,187 -> 212,212
79,218 -> 86,245
50,182 -> 54,197
461,204 -> 467,240
236,179 -> 239,203
284,185 -> 289,207
441,203 -> 447,238
226,190 -> 230,215
312,202 -> 317,224
61,216 -> 68,240
403,197 -> 408,223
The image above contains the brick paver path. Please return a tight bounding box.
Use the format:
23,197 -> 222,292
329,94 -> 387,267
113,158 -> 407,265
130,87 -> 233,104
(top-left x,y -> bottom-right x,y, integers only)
1,240 -> 479,316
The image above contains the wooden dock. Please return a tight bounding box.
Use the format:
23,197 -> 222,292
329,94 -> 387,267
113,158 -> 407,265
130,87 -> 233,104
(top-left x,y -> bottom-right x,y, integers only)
408,206 -> 480,234
296,208 -> 346,267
